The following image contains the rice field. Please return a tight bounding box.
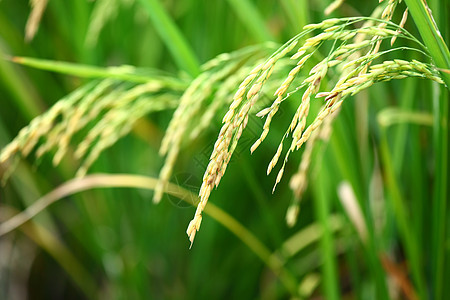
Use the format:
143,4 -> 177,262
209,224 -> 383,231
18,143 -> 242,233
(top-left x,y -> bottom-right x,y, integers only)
0,0 -> 449,299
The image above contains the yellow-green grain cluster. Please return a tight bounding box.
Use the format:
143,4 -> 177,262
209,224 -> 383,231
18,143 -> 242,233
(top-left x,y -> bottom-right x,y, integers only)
155,45 -> 276,204
192,11 -> 445,242
0,79 -> 178,179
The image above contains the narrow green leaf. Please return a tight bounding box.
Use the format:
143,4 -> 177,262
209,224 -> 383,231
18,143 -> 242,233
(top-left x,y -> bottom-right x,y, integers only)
10,56 -> 186,89
226,0 -> 274,43
280,0 -> 309,32
137,0 -> 200,77
378,122 -> 427,300
0,50 -> 43,119
313,161 -> 340,300
404,0 -> 450,88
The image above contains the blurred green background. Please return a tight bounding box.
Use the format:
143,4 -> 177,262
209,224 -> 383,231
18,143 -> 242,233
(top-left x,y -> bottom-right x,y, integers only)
0,0 -> 449,299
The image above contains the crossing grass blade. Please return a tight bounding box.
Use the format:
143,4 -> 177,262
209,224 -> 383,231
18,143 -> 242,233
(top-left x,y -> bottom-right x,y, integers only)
137,0 -> 200,76
404,0 -> 450,87
11,56 -> 187,87
225,0 -> 274,43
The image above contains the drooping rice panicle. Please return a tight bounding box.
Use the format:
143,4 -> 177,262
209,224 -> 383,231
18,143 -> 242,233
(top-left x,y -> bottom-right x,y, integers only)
6,1 -> 446,251
287,107 -> 338,227
256,22 -> 402,190
186,63 -> 266,245
391,8 -> 409,46
0,78 -> 182,181
189,64 -> 258,141
52,79 -> 117,165
155,45 -> 276,204
186,36 -> 314,244
76,95 -> 178,177
189,10 -> 445,244
0,81 -> 97,166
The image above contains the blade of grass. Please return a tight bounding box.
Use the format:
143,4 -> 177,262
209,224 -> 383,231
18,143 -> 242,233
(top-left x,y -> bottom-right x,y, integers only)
331,116 -> 390,299
225,0 -> 274,43
136,0 -> 200,77
0,49 -> 43,119
273,215 -> 344,261
431,83 -> 448,300
403,0 -> 450,88
377,120 -> 427,300
280,0 -> 309,33
10,56 -> 187,89
377,108 -> 433,127
0,173 -> 300,297
429,1 -> 449,298
312,166 -> 340,300
392,78 -> 420,172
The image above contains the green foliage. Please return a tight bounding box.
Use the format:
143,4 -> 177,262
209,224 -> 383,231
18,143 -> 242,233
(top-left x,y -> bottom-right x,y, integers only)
0,0 -> 449,299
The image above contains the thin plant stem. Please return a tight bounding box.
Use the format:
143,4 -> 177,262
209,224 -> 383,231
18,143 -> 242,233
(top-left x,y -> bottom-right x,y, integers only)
280,0 -> 309,33
331,118 -> 390,299
431,83 -> 448,300
378,125 -> 427,299
225,0 -> 274,42
429,0 -> 449,297
404,0 -> 450,88
136,0 -> 200,77
0,173 -> 299,297
0,50 -> 43,119
313,160 -> 340,300
10,56 -> 187,88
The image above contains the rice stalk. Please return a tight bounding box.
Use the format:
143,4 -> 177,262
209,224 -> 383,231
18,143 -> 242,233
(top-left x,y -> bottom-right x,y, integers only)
154,44 -> 277,204
273,0 -> 426,226
189,14 -> 445,244
0,173 -> 299,296
0,79 -> 179,180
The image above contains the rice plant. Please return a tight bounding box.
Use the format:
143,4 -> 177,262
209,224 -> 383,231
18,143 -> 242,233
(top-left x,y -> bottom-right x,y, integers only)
0,0 -> 449,299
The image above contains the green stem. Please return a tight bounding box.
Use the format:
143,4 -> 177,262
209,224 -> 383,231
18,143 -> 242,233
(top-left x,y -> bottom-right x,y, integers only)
330,120 -> 390,299
404,0 -> 449,297
404,0 -> 450,88
378,125 -> 427,299
280,0 -> 309,33
0,50 -> 43,119
225,0 -> 274,42
0,173 -> 299,297
431,82 -> 448,300
429,0 -> 449,298
10,56 -> 187,89
137,0 -> 200,77
313,164 -> 340,300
